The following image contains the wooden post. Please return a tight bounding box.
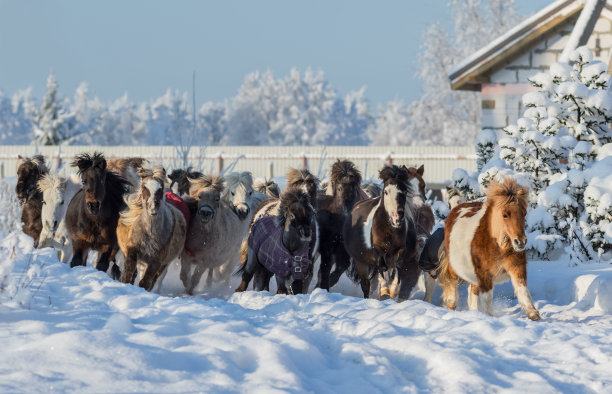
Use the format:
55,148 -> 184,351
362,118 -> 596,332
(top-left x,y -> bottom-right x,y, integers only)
267,161 -> 274,179
0,162 -> 4,179
302,155 -> 308,170
386,154 -> 393,167
217,154 -> 223,175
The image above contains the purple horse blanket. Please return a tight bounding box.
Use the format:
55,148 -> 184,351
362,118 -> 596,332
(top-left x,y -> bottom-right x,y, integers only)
248,216 -> 311,280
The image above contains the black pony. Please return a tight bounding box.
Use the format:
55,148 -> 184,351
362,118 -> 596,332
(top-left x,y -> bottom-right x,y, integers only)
168,167 -> 203,197
66,152 -> 130,279
316,160 -> 362,290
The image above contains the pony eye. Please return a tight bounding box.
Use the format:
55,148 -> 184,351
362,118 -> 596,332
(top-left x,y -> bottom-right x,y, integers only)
60,200 -> 64,205
384,190 -> 388,195
503,214 -> 509,219
231,192 -> 235,196
42,201 -> 46,205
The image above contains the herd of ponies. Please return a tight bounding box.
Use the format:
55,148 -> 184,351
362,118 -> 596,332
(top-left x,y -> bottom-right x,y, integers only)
14,152 -> 540,320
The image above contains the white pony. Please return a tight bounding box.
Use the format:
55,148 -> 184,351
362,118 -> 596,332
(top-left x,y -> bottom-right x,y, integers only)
38,173 -> 81,263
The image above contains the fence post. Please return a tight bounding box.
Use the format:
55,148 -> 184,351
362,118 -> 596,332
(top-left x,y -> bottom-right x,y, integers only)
217,154 -> 223,175
267,161 -> 274,179
386,154 -> 393,167
302,154 -> 308,170
0,162 -> 4,179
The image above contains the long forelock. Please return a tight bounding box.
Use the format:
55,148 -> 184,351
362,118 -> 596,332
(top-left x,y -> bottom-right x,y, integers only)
38,174 -> 67,194
486,178 -> 529,212
223,172 -> 253,200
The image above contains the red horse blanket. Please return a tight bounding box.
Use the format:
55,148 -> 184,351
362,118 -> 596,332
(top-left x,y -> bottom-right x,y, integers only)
165,191 -> 190,232
248,216 -> 311,280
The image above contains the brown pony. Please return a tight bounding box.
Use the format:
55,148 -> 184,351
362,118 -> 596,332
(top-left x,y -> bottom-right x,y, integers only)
238,168 -> 320,291
438,177 -> 540,320
16,155 -> 49,247
66,152 -> 130,279
116,166 -> 187,291
343,165 -> 413,299
317,160 -> 362,290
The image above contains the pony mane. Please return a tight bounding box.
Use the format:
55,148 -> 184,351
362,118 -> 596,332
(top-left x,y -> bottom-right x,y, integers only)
329,160 -> 362,186
71,151 -> 106,175
276,189 -> 313,227
18,154 -> 49,174
486,177 -> 529,211
38,173 -> 67,194
222,171 -> 254,199
189,174 -> 225,196
137,165 -> 166,184
254,179 -> 280,198
287,168 -> 320,189
379,165 -> 411,192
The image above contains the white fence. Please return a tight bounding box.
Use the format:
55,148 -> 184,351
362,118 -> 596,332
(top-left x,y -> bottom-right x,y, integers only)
0,145 -> 477,187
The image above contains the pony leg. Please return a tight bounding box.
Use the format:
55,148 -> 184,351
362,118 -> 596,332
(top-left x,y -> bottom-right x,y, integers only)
317,247 -> 333,290
468,283 -> 479,311
329,246 -> 351,289
424,272 -> 435,303
356,262 -> 370,299
235,249 -> 256,292
187,265 -> 206,295
480,288 -> 494,316
138,260 -> 158,292
179,256 -> 192,291
69,241 -> 89,268
120,248 -> 138,284
108,246 -> 121,281
476,274 -> 494,316
397,260 -> 420,301
506,264 -> 540,321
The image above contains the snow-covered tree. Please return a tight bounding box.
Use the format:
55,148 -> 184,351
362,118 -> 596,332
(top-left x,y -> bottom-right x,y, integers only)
32,71 -> 75,145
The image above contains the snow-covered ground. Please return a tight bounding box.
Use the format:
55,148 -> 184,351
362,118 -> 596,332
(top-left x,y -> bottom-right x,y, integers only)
2,228 -> 612,393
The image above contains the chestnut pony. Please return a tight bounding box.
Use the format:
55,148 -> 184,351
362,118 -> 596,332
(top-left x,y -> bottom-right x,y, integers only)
438,177 -> 540,320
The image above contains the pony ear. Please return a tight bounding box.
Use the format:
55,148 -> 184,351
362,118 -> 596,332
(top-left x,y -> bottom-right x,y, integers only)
17,155 -> 25,167
417,165 -> 424,176
95,158 -> 106,171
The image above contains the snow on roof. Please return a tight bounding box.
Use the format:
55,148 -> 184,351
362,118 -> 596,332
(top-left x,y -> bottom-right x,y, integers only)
449,0 -> 599,90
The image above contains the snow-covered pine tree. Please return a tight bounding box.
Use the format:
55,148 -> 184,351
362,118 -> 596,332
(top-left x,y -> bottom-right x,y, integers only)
32,71 -> 75,145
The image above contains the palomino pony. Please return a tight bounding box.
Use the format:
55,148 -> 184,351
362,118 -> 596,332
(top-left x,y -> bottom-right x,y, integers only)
238,168 -> 320,292
438,177 -> 540,320
117,166 -> 186,291
38,173 -> 81,263
236,189 -> 316,294
66,152 -> 130,279
317,160 -> 363,290
343,165 -> 413,299
16,155 -> 49,247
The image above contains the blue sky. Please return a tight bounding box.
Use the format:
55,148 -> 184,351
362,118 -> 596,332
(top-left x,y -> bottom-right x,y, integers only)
0,0 -> 552,107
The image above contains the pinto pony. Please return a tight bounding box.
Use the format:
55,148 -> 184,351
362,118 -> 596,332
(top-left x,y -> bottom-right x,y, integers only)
438,177 -> 540,320
38,173 -> 80,263
168,167 -> 204,197
317,160 -> 363,290
16,155 -> 49,247
116,166 -> 186,291
343,165 -> 414,299
66,152 -> 130,279
236,189 -> 315,294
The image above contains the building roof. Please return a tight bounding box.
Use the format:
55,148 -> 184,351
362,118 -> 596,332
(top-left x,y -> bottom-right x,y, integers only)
449,0 -> 612,91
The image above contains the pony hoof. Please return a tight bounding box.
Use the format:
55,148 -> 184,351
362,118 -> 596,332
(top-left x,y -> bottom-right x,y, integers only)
527,310 -> 541,321
110,265 -> 121,281
379,293 -> 391,301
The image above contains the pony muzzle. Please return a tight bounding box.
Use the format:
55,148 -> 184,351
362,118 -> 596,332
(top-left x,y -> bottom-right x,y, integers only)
198,204 -> 216,222
512,237 -> 527,252
86,200 -> 100,214
234,203 -> 250,220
